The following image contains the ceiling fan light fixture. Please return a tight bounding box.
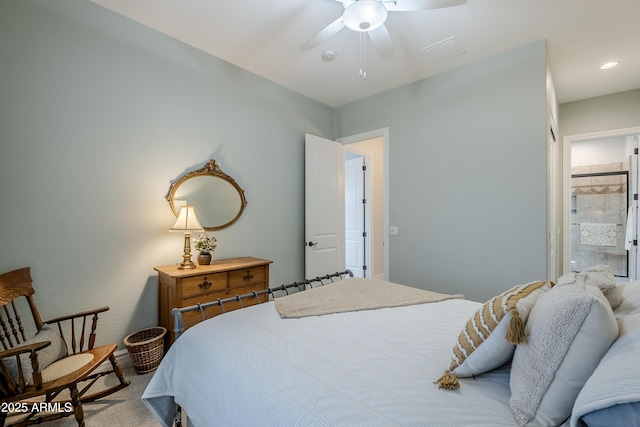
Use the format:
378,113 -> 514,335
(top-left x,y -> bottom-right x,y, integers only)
343,0 -> 388,32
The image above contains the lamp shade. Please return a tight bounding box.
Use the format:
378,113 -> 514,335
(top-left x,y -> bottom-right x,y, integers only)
343,0 -> 388,32
170,206 -> 204,233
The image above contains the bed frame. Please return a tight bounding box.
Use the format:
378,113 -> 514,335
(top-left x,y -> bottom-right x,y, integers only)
168,270 -> 353,427
170,270 -> 353,341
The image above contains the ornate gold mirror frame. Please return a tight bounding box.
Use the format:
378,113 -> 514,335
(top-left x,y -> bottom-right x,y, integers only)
167,159 -> 247,231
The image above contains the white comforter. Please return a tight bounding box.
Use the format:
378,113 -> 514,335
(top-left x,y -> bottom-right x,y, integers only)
143,298 -> 517,427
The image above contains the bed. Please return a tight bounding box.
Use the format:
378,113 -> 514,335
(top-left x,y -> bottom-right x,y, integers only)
142,267 -> 640,427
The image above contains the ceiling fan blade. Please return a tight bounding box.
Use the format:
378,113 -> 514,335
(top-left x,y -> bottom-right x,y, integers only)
368,24 -> 395,59
386,0 -> 467,12
301,16 -> 346,50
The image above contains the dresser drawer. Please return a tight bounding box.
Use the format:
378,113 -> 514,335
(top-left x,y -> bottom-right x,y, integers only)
156,257 -> 273,345
182,305 -> 223,330
229,266 -> 265,288
181,283 -> 269,329
182,281 -> 266,308
181,272 -> 227,299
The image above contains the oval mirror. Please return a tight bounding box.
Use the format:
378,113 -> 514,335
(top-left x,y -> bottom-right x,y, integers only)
167,159 -> 247,231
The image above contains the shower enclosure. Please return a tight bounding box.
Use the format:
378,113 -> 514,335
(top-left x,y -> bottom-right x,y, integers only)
571,163 -> 629,277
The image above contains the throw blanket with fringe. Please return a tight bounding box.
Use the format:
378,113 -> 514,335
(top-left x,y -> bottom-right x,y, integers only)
275,277 -> 464,318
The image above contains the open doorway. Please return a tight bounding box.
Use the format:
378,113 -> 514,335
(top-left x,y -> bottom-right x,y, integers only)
304,130 -> 388,281
345,152 -> 368,277
563,128 -> 640,281
339,130 -> 388,281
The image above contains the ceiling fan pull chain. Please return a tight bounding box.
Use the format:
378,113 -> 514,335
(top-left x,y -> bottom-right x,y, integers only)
359,32 -> 367,80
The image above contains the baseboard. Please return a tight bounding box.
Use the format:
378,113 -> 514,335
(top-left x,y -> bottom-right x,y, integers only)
115,348 -> 133,368
96,348 -> 132,372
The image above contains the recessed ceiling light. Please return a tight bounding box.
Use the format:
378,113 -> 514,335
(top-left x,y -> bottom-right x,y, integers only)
600,61 -> 619,70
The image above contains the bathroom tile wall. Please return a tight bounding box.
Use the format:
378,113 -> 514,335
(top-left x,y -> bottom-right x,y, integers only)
571,162 -> 628,276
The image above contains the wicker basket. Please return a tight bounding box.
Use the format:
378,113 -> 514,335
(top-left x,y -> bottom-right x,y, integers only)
124,326 -> 167,374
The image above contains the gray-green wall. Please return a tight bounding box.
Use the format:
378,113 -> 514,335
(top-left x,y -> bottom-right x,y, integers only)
336,41 -> 550,301
1,0 -> 333,344
560,89 -> 640,137
2,0 -> 555,346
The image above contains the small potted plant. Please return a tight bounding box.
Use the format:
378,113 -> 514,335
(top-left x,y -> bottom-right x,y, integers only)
193,234 -> 217,265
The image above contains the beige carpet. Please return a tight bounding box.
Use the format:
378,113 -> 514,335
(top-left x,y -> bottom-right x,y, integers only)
9,361 -> 161,426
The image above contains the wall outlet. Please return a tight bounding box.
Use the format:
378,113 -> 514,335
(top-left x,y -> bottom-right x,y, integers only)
390,226 -> 399,236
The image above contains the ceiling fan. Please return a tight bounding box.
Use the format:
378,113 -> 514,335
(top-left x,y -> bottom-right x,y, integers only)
301,0 -> 468,60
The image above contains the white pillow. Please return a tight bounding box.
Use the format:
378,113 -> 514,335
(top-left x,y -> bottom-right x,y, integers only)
570,283 -> 640,426
510,281 -> 618,426
584,264 -> 622,309
557,265 -> 621,309
435,280 -> 553,390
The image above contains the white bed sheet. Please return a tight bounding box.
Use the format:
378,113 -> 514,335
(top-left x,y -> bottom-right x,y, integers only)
143,298 -> 517,427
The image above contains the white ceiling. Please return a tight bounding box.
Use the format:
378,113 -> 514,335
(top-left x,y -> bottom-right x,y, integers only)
89,0 -> 640,108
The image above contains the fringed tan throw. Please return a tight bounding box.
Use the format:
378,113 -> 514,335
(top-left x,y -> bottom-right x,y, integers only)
275,277 -> 464,318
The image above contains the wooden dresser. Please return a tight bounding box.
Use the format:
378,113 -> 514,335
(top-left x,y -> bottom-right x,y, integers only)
155,256 -> 273,345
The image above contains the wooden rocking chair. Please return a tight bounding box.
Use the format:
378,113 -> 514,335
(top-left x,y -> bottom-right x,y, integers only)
0,267 -> 130,426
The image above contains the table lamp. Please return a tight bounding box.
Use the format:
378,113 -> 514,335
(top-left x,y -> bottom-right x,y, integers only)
170,205 -> 204,269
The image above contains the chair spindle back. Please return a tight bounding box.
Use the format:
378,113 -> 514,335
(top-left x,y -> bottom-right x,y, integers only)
0,268 -> 43,351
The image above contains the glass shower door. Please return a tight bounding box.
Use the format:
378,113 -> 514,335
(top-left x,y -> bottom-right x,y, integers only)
570,168 -> 629,277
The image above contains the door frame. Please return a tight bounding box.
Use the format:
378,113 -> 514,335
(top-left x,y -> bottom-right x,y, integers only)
338,127 -> 389,281
344,152 -> 370,278
562,126 -> 640,275
548,115 -> 559,281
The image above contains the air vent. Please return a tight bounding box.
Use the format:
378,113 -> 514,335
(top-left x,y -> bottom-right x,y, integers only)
421,36 -> 466,64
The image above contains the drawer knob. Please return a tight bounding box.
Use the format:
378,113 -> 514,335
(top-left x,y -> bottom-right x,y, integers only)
243,271 -> 254,282
198,279 -> 212,290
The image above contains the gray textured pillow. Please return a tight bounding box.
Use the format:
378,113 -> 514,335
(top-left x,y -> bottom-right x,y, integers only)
510,281 -> 618,426
583,264 -> 622,309
3,325 -> 68,385
558,265 -> 621,309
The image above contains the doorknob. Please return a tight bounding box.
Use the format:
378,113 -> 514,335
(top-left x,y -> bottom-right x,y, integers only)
307,241 -> 318,247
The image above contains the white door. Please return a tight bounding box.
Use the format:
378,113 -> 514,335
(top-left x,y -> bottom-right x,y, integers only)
305,134 -> 345,278
345,155 -> 366,277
